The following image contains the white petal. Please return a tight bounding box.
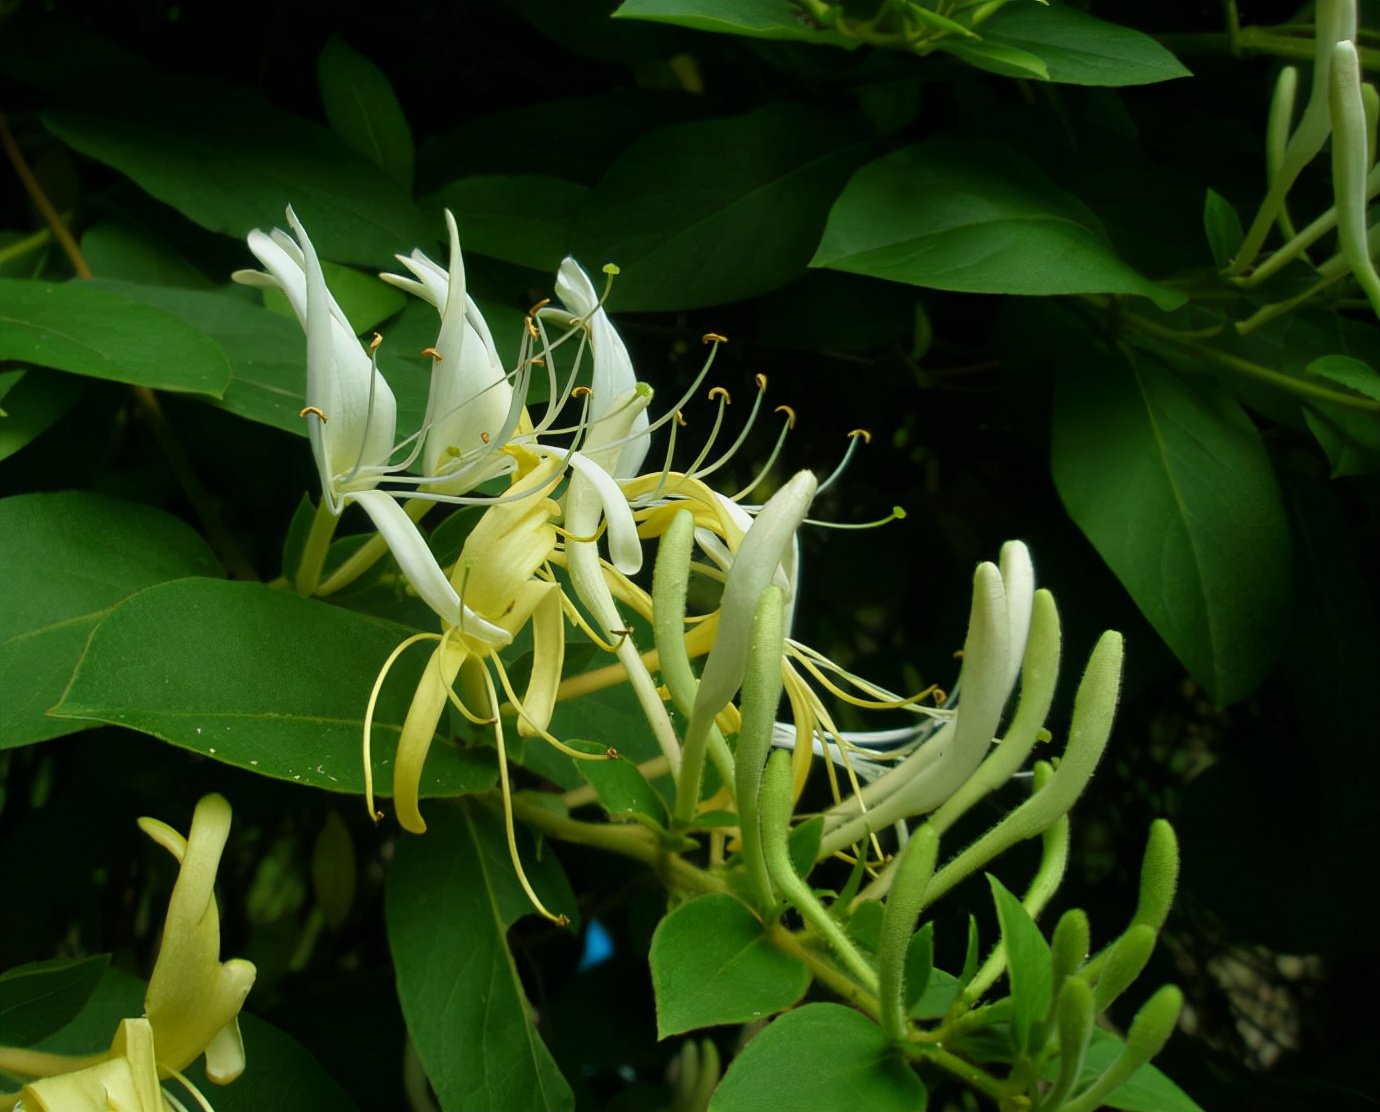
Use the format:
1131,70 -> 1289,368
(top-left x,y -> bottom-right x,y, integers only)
567,451 -> 643,575
352,491 -> 460,624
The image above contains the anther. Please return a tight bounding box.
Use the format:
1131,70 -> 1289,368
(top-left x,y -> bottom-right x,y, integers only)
373,809 -> 385,823
849,428 -> 873,444
931,688 -> 947,705
606,747 -> 619,759
775,405 -> 797,428
556,913 -> 571,927
675,411 -> 688,427
572,386 -> 593,398
299,406 -> 328,423
708,386 -> 731,404
528,298 -> 551,316
754,373 -> 768,391
421,347 -> 443,363
525,316 -> 540,339
531,357 -> 545,367
702,332 -> 728,344
370,333 -> 383,351
480,432 -> 491,444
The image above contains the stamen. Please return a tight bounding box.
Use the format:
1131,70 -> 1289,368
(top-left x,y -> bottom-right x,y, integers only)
775,405 -> 797,427
702,332 -> 728,344
675,411 -> 687,427
932,687 -> 947,704
572,385 -> 593,398
804,506 -> 906,530
525,315 -> 540,340
490,652 -> 611,761
606,747 -> 619,759
370,333 -> 384,352
479,432 -> 490,444
850,428 -> 872,443
815,428 -> 872,496
708,386 -> 732,404
692,373 -> 770,483
421,347 -> 442,362
299,406 -> 328,422
528,297 -> 552,316
755,373 -> 768,391
789,648 -> 937,710
730,406 -> 795,502
362,632 -> 443,824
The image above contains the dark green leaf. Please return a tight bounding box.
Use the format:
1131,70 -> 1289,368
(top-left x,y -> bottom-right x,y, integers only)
0,279 -> 231,395
957,916 -> 980,991
612,0 -> 856,47
1302,400 -> 1380,476
1203,189 -> 1244,270
0,955 -> 110,1047
709,1003 -> 926,1112
52,578 -> 498,799
0,493 -> 222,750
788,814 -> 824,877
424,175 -> 590,272
1052,343 -> 1292,705
572,103 -> 866,311
44,76 -> 432,268
318,36 -> 414,190
936,39 -> 1050,81
910,969 -> 960,1020
1306,354 -> 1380,401
80,218 -> 214,288
0,369 -> 83,461
988,875 -> 1053,1053
387,803 -> 575,1112
974,4 -> 1191,86
812,138 -> 1185,310
577,754 -> 669,823
650,894 -> 809,1037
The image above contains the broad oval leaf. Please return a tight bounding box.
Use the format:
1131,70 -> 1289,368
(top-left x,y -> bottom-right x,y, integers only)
43,75 -> 432,268
964,4 -> 1191,86
572,103 -> 866,311
0,368 -> 84,462
318,35 -> 414,190
425,175 -> 590,272
0,279 -> 232,395
812,138 -> 1185,310
577,754 -> 669,824
387,803 -> 575,1112
1052,344 -> 1292,706
0,492 -> 222,750
0,955 -> 111,1047
650,894 -> 809,1037
52,577 -> 498,799
709,1002 -> 926,1112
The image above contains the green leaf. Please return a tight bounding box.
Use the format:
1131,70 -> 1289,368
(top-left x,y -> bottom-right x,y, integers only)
0,955 -> 110,1047
1052,343 -> 1292,705
0,493 -> 222,750
572,103 -> 866,311
86,279 -> 310,435
1306,354 -> 1380,401
973,4 -> 1191,86
318,35 -> 414,190
987,875 -> 1053,1053
650,894 -> 810,1038
612,0 -> 857,47
909,968 -> 960,1020
902,922 -> 934,1014
52,578 -> 498,799
936,39 -> 1050,81
1203,189 -> 1244,270
1302,399 -> 1380,476
81,218 -> 215,288
576,754 -> 669,823
0,368 -> 83,461
709,1003 -> 926,1112
43,75 -> 432,268
387,803 -> 575,1112
957,916 -> 980,991
811,138 -> 1185,310
33,968 -> 358,1111
0,279 -> 232,395
424,175 -> 590,272
1043,1028 -> 1204,1112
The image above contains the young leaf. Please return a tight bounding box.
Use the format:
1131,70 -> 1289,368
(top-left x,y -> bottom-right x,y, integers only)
1203,189 -> 1244,269
902,923 -> 935,1014
709,1003 -> 926,1112
988,875 -> 1054,1053
387,804 -> 575,1112
577,754 -> 670,824
650,894 -> 809,1037
1305,354 -> 1380,401
318,36 -> 414,190
612,0 -> 857,47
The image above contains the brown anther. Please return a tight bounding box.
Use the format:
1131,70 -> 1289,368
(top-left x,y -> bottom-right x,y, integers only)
675,411 -> 688,427
702,332 -> 728,344
755,373 -> 768,391
370,332 -> 384,351
421,346 -> 443,363
572,385 -> 593,398
849,428 -> 873,444
775,405 -> 797,428
708,386 -> 731,404
299,406 -> 328,423
525,316 -> 540,339
528,297 -> 551,316
555,913 -> 571,927
531,357 -> 546,367
480,432 -> 491,444
373,809 -> 385,823
606,747 -> 619,759
931,687 -> 947,704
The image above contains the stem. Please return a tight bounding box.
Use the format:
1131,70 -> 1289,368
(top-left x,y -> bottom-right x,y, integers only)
878,824 -> 939,1042
295,498 -> 338,596
915,1045 -> 1006,1101
0,112 -> 90,279
767,923 -> 881,1018
1121,314 -> 1380,413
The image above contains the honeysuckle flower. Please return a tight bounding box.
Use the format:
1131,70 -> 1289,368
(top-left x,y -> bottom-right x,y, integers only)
233,208 -> 398,515
0,795 -> 253,1112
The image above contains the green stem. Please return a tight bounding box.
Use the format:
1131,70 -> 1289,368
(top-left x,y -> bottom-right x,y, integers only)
295,498 -> 338,596
1121,314 -> 1380,413
767,924 -> 881,1019
915,1045 -> 1006,1101
878,825 -> 939,1042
